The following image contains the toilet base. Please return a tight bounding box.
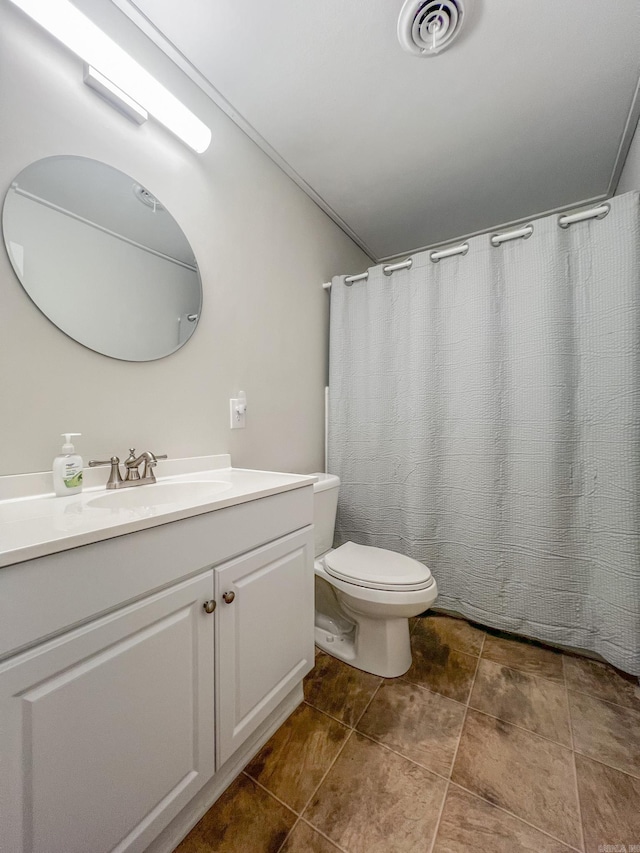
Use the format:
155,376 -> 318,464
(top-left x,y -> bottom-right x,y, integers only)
314,611 -> 413,678
314,625 -> 357,663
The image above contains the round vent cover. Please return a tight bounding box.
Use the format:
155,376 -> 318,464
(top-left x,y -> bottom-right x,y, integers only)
397,0 -> 467,56
132,183 -> 164,212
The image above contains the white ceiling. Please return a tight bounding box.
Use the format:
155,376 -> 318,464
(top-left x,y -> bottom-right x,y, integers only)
114,0 -> 640,262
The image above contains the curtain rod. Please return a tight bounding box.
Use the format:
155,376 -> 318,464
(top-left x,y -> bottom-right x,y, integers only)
322,202 -> 612,290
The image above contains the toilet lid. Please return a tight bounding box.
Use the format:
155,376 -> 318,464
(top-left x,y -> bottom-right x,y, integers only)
324,542 -> 433,591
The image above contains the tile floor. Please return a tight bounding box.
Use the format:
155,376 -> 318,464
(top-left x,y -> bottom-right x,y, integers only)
174,614 -> 640,853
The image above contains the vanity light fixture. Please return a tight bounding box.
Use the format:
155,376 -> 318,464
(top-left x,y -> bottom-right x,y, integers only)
8,0 -> 212,153
83,66 -> 148,126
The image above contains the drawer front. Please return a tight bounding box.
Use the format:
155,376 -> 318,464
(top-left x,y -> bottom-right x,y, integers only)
0,485 -> 313,659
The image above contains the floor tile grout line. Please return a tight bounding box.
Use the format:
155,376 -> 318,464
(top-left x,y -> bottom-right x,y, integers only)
447,780 -> 585,853
246,697 -> 356,824
277,667 -> 436,848
572,746 -> 640,781
274,816 -> 301,853
300,676 -> 456,847
297,660 -> 446,843
412,615 -> 486,656
466,704 -> 573,750
412,634 -> 485,661
296,727 -> 356,822
564,672 -> 640,783
430,621 -> 635,696
430,646 -> 483,659
302,699 -> 353,729
298,816 -> 350,852
274,814 -> 349,853
479,654 -> 578,688
397,675 -> 468,708
427,629 -> 486,853
302,674 -> 383,731
480,645 -> 640,711
487,643 -> 640,699
563,651 -> 640,687
567,684 -> 640,714
351,677 -> 383,729
241,770 -> 301,817
479,654 -> 565,686
303,665 -> 384,729
427,780 -> 450,853
307,724 -> 455,850
465,629 -> 485,710
353,729 -> 452,785
301,698 -> 356,730
406,644 -> 481,667
564,652 -> 586,852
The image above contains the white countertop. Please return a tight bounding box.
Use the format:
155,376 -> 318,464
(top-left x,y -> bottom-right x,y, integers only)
0,455 -> 316,568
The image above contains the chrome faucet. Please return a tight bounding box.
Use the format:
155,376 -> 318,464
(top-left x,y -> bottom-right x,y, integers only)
88,449 -> 167,489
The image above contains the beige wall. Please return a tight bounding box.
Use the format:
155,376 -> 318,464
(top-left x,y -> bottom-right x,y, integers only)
0,1 -> 370,476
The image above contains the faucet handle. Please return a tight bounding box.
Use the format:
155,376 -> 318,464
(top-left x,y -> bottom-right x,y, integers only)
137,452 -> 167,482
88,456 -> 123,489
142,453 -> 167,477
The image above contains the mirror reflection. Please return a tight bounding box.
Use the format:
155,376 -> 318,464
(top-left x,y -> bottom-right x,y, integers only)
2,156 -> 202,361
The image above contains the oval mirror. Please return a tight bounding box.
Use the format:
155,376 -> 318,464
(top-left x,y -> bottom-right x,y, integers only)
2,156 -> 202,361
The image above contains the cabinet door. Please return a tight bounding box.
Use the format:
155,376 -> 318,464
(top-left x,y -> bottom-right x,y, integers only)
216,527 -> 314,765
0,572 -> 215,853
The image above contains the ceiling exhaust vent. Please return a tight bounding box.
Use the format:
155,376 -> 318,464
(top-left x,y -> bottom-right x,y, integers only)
397,0 -> 467,56
132,183 -> 164,212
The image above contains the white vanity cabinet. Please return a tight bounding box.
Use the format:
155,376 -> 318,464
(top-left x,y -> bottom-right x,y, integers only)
0,480 -> 315,853
0,572 -> 216,853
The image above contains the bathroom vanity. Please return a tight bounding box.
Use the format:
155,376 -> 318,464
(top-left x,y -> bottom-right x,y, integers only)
0,456 -> 316,853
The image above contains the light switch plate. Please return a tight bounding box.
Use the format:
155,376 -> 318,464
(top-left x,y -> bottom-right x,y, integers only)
230,397 -> 246,429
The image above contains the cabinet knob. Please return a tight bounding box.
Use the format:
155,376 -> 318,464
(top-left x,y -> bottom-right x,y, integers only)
203,599 -> 216,614
222,591 -> 236,604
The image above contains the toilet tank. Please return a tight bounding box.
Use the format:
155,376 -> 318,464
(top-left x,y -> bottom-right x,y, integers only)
312,473 -> 340,557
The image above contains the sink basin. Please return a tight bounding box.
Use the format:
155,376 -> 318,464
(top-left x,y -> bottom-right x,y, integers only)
86,481 -> 232,510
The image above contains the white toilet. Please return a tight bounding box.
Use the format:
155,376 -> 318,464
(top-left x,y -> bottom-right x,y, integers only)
312,473 -> 438,678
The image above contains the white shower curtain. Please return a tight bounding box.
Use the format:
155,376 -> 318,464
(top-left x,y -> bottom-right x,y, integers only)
328,191 -> 640,676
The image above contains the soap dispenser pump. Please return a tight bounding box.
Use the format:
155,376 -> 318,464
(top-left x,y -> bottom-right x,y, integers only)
52,433 -> 83,496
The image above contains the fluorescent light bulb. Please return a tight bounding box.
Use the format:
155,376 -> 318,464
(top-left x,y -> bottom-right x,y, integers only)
9,0 -> 212,153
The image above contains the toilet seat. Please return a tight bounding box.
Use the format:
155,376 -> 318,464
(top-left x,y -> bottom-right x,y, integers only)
324,542 -> 433,592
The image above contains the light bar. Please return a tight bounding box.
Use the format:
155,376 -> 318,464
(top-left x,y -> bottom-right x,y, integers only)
83,65 -> 148,126
9,0 -> 211,153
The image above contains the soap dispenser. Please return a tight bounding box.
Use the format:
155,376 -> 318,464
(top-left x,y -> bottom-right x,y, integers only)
52,433 -> 83,496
